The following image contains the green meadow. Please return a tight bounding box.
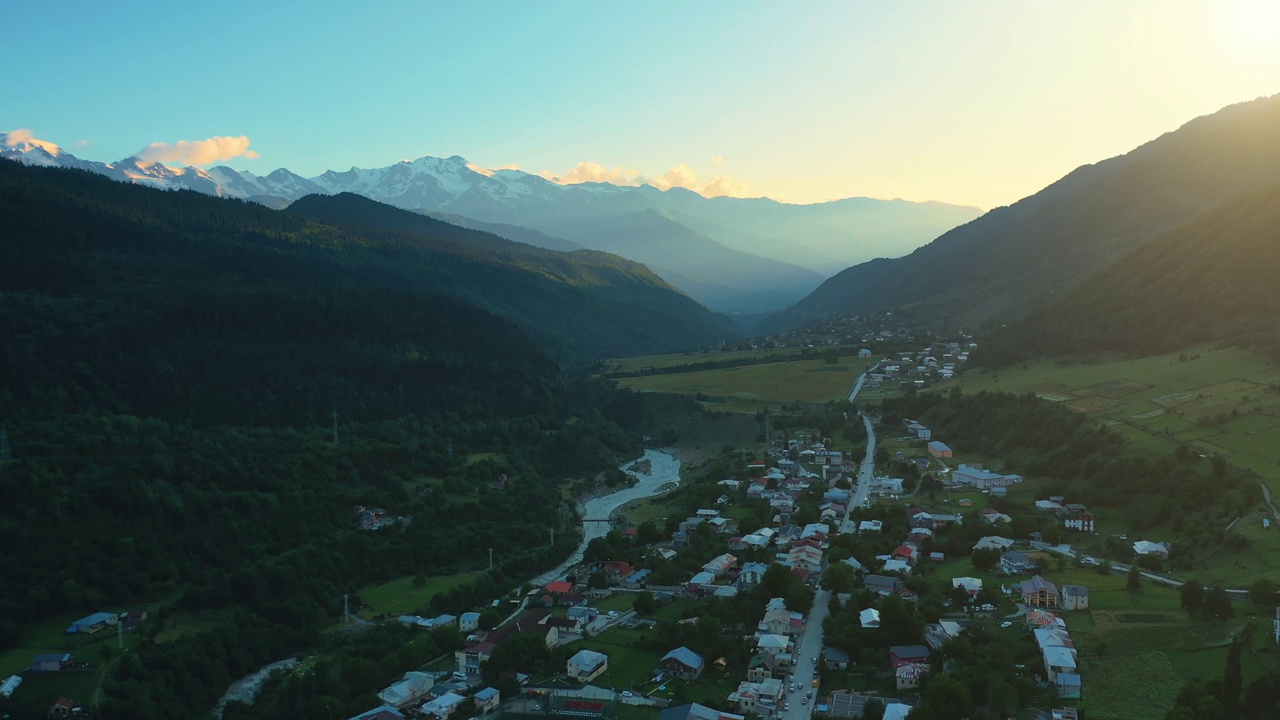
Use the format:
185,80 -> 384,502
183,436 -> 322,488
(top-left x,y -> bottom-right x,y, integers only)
616,356 -> 877,413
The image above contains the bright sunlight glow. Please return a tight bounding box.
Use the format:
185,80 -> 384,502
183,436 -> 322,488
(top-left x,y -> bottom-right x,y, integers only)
1233,0 -> 1280,42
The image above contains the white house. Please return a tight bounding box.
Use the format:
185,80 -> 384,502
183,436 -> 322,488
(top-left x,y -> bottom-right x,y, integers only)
953,464 -> 1022,489
728,678 -> 784,717
1062,585 -> 1090,611
567,649 -> 609,683
859,608 -> 880,629
378,671 -> 433,708
459,612 -> 481,633
1133,540 -> 1171,560
421,692 -> 467,720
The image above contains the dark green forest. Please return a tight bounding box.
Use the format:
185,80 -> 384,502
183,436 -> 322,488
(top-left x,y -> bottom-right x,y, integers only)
981,182 -> 1280,366
0,160 -> 677,718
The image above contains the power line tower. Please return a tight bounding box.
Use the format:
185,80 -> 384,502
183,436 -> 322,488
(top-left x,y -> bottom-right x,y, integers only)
332,409 -> 340,445
488,548 -> 495,570
447,439 -> 455,462
0,424 -> 10,464
343,593 -> 351,624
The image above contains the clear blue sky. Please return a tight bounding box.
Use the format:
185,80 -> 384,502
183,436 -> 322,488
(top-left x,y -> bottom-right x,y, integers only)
5,0 -> 1280,207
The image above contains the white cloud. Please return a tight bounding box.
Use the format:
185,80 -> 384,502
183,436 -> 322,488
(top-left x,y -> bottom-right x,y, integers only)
540,160 -> 750,198
467,161 -> 521,177
133,135 -> 259,165
711,155 -> 724,166
3,128 -> 60,154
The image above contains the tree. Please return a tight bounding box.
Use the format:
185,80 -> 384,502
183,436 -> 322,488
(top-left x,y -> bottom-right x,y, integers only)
634,591 -> 657,616
971,548 -> 999,573
1180,579 -> 1204,617
1127,565 -> 1143,592
587,571 -> 609,590
821,562 -> 855,594
1204,586 -> 1235,621
1249,578 -> 1276,607
1224,639 -> 1243,716
635,520 -> 662,546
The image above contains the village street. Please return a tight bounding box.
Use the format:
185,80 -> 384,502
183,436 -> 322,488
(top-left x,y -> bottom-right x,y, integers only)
780,588 -> 830,720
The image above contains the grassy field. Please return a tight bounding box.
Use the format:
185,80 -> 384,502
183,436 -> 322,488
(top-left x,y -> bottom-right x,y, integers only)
937,345 -> 1280,488
571,627 -> 664,689
616,357 -> 876,414
358,571 -> 484,617
603,347 -> 813,374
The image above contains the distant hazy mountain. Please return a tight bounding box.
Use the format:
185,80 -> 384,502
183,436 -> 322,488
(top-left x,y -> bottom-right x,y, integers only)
0,135 -> 978,312
418,211 -> 584,252
766,93 -> 1280,332
982,182 -> 1280,364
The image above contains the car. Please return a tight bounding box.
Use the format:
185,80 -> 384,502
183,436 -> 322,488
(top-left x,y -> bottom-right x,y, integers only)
812,656 -> 819,665
1000,621 -> 1012,628
622,691 -> 633,698
784,703 -> 790,711
802,697 -> 809,705
812,678 -> 819,687
789,684 -> 796,692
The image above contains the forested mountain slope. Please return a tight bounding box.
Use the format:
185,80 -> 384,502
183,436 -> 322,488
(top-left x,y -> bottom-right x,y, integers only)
0,160 -> 647,719
981,183 -> 1280,365
767,93 -> 1280,331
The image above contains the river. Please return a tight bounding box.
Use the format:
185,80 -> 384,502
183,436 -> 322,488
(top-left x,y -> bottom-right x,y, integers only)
212,658 -> 299,718
529,448 -> 681,587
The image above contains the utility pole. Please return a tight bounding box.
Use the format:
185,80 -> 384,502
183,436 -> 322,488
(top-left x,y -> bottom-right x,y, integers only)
447,439 -> 455,462
488,547 -> 494,570
344,593 -> 351,624
0,424 -> 10,463
332,409 -> 340,445
117,619 -> 124,650
549,528 -> 555,547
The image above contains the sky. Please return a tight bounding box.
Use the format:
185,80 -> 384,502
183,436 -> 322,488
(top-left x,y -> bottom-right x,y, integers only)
4,0 -> 1280,209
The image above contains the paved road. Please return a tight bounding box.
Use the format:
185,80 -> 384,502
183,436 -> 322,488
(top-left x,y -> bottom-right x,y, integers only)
840,413 -> 877,534
780,589 -> 830,720
846,364 -> 879,403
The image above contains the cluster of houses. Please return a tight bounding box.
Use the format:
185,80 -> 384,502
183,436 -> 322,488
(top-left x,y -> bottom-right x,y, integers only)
353,675 -> 502,720
863,506 -> 961,576
727,597 -> 807,716
354,504 -> 412,531
1033,498 -> 1097,534
863,342 -> 975,391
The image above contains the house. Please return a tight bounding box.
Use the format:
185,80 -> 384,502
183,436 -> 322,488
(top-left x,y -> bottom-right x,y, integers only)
1275,607 -> 1280,646
881,558 -> 911,574
883,703 -> 915,720
0,675 -> 20,699
347,707 -> 407,720
1042,645 -> 1078,682
756,634 -> 790,658
659,703 -> 746,720
858,349 -> 872,358
999,550 -> 1036,575
1062,585 -> 1090,611
1133,540 -> 1171,560
662,646 -> 706,680
421,692 -> 467,720
858,520 -> 883,533
545,581 -> 575,599
927,441 -> 952,459
759,606 -> 795,636
474,687 -> 500,713
1056,673 -> 1082,699
895,662 -> 930,690
123,608 -> 148,631
951,577 -> 983,596
704,553 -> 738,577
567,606 -> 600,624
815,450 -> 844,466
924,621 -> 963,650
863,575 -> 902,596
889,645 -> 930,669
1018,576 -> 1061,608
1025,610 -> 1064,629
991,486 -> 1007,498
824,646 -> 851,670
379,672 -> 433,708
1060,504 -> 1095,533
460,612 -> 481,633
47,698 -> 77,719
567,649 -> 609,683
869,477 -> 905,496
737,562 -> 769,588
981,509 -> 1012,525
66,611 -> 117,634
952,464 -> 1022,489
623,569 -> 653,589
973,536 -> 1015,552
33,653 -> 75,672
727,678 -> 784,717
859,608 -> 880,629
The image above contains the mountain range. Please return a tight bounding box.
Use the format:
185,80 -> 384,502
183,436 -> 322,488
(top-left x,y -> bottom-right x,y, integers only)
0,158 -> 736,361
765,93 -> 1280,334
0,132 -> 982,312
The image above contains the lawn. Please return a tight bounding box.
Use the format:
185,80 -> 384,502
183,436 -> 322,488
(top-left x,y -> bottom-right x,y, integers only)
571,627 -> 664,689
595,593 -> 637,613
616,357 -> 877,413
941,345 -> 1280,492
358,571 -> 484,617
0,611 -> 146,679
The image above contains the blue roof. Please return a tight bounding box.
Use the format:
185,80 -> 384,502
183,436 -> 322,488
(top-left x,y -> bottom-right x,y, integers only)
33,653 -> 71,663
625,569 -> 652,582
475,687 -> 499,701
927,441 -> 951,451
1058,673 -> 1082,686
662,646 -> 705,670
